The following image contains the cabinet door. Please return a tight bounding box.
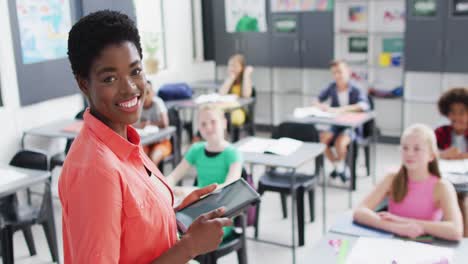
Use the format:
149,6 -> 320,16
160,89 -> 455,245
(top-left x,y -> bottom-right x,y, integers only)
269,14 -> 301,67
404,0 -> 446,72
300,12 -> 334,68
81,0 -> 136,21
212,0 -> 240,64
242,33 -> 271,66
444,0 -> 468,73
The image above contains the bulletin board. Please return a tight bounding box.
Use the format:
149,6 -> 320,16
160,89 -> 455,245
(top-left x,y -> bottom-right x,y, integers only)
7,0 -> 82,106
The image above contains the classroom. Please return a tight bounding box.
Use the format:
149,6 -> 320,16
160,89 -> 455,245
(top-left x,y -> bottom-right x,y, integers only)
0,0 -> 467,263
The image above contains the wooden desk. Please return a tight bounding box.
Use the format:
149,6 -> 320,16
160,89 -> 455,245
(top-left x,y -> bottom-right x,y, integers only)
234,137 -> 326,264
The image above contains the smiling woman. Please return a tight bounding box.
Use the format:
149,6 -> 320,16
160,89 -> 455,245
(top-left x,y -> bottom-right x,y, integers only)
59,10 -> 231,264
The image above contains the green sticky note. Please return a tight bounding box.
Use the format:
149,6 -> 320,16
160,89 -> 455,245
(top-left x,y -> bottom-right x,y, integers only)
412,0 -> 437,17
383,38 -> 404,53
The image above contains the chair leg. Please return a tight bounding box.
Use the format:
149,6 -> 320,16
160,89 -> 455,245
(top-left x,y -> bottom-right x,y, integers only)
22,227 -> 37,256
254,199 -> 261,238
364,145 -> 371,177
280,194 -> 288,219
42,220 -> 59,262
237,246 -> 247,264
308,190 -> 315,222
1,227 -> 14,264
27,188 -> 32,205
296,189 -> 305,246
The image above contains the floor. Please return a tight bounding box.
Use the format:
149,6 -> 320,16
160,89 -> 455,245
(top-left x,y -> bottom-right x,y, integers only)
7,132 -> 402,264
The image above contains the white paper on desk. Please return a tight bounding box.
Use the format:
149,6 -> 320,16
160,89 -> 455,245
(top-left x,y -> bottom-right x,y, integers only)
346,237 -> 454,264
293,107 -> 336,119
439,159 -> 468,174
237,137 -> 302,156
0,169 -> 28,185
194,93 -> 238,104
135,125 -> 160,137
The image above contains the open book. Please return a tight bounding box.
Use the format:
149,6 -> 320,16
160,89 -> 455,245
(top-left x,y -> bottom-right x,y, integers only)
237,137 -> 303,156
439,159 -> 468,174
194,93 -> 238,104
135,125 -> 160,137
293,106 -> 337,119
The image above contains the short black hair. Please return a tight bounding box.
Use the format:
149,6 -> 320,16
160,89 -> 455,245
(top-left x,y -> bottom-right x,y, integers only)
67,10 -> 142,79
438,87 -> 468,116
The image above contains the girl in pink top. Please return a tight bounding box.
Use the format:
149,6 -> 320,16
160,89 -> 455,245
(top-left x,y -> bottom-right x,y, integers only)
353,124 -> 463,241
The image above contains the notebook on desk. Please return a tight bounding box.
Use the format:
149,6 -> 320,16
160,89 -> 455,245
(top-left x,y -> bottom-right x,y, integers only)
293,107 -> 336,119
237,137 -> 303,156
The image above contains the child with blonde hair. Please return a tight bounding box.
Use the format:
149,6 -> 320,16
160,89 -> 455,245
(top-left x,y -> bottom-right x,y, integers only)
218,54 -> 254,129
353,124 -> 463,241
167,104 -> 243,238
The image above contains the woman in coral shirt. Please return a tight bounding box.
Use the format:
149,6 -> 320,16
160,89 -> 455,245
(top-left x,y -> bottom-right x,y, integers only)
59,10 -> 231,263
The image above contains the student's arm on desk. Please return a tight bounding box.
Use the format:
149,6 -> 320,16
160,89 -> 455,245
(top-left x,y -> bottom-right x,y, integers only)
331,103 -> 367,114
440,146 -> 468,160
382,180 -> 463,241
353,173 -> 425,239
219,75 -> 236,95
166,159 -> 192,187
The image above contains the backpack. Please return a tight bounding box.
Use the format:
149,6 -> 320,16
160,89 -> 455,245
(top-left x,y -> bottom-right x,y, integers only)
157,83 -> 193,101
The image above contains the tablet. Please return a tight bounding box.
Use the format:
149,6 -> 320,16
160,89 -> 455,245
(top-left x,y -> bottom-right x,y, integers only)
176,178 -> 260,232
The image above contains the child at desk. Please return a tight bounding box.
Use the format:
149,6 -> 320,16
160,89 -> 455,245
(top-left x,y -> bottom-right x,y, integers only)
167,104 -> 242,239
435,87 -> 468,160
353,124 -> 463,241
313,60 -> 370,182
218,54 -> 254,127
435,87 -> 468,237
135,80 -> 172,165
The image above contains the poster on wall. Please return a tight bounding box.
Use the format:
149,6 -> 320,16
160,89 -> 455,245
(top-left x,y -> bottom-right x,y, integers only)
16,0 -> 72,64
348,36 -> 368,53
271,0 -> 333,13
225,0 -> 267,33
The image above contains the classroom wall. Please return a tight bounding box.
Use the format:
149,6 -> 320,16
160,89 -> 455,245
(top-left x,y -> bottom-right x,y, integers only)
0,1 -> 214,164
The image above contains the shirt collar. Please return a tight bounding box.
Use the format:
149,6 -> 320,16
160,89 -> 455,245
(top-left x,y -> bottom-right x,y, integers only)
83,108 -> 141,160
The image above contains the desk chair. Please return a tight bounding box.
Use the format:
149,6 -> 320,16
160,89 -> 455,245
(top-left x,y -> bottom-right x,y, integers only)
193,170 -> 252,264
229,87 -> 256,142
1,150 -> 59,264
157,109 -> 182,174
49,109 -> 85,171
254,122 -> 320,247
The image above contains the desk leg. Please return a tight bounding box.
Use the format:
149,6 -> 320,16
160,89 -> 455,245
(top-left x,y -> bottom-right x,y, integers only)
321,154 -> 327,234
290,169 -> 297,264
348,140 -> 355,209
371,120 -> 378,185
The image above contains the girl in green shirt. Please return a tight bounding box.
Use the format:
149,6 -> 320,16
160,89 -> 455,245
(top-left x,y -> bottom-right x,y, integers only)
167,104 -> 243,239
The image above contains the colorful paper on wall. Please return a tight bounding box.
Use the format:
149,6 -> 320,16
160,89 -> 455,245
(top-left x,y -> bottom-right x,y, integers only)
225,0 -> 267,33
348,5 -> 367,22
16,0 -> 72,64
379,53 -> 391,67
453,0 -> 468,16
270,0 -> 334,12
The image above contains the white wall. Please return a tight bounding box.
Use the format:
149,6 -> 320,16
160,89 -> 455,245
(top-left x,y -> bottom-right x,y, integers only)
0,1 -> 214,165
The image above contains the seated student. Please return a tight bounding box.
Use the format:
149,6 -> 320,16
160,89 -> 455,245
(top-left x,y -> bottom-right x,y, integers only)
353,124 -> 463,241
218,54 -> 254,127
435,87 -> 468,237
167,104 -> 243,239
313,60 -> 370,182
435,87 -> 468,160
134,80 -> 172,165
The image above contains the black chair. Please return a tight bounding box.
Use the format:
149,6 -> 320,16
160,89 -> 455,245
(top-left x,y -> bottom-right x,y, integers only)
353,95 -> 379,178
193,170 -> 251,264
229,87 -> 256,142
1,150 -> 59,264
157,109 -> 182,174
49,109 -> 85,171
254,122 -> 320,247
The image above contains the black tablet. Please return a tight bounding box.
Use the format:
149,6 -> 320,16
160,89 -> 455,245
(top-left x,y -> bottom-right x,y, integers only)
176,178 -> 260,232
